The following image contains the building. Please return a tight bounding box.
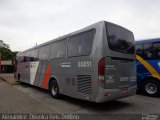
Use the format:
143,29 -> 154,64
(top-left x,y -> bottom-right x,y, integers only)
0,60 -> 14,73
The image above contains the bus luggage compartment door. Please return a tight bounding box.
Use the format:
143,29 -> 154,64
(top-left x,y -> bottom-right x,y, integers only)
104,57 -> 135,90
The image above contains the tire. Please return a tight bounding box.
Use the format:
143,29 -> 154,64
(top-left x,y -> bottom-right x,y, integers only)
142,79 -> 160,97
49,80 -> 60,98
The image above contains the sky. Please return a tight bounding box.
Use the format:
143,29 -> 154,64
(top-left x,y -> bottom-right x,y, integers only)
0,0 -> 160,51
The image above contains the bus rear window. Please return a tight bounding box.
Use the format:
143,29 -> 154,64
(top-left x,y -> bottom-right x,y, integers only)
106,22 -> 135,54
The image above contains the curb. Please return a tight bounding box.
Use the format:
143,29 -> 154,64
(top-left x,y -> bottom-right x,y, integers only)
0,76 -> 19,85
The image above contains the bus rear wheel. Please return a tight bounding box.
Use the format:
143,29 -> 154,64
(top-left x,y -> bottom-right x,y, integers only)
142,79 -> 160,97
49,80 -> 60,98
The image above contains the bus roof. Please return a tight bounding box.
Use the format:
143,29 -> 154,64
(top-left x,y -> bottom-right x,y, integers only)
136,38 -> 160,45
18,21 -> 132,54
18,21 -> 103,54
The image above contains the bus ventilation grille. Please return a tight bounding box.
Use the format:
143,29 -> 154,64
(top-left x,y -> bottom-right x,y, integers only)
77,75 -> 92,95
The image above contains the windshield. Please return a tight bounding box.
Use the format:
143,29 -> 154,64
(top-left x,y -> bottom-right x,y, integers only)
106,22 -> 135,54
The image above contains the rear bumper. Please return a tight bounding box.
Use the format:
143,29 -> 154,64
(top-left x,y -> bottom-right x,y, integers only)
95,86 -> 137,103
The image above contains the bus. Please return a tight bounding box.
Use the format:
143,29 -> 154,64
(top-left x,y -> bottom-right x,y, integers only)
136,38 -> 160,96
15,21 -> 136,102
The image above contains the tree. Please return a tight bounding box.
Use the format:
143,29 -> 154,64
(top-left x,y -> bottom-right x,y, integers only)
0,47 -> 13,60
12,51 -> 19,58
0,40 -> 17,60
0,40 -> 10,49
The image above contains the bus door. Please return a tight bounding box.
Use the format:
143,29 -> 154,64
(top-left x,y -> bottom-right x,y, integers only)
21,52 -> 30,83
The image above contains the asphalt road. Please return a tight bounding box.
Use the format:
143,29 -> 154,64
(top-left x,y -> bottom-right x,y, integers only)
1,79 -> 160,120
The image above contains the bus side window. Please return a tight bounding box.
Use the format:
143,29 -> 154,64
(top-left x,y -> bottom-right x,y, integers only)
38,45 -> 50,60
24,51 -> 30,62
30,48 -> 39,61
19,53 -> 24,63
153,42 -> 160,59
68,30 -> 94,57
50,40 -> 67,59
143,43 -> 153,60
136,44 -> 143,58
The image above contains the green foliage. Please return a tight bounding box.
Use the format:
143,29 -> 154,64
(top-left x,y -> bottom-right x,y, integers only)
12,51 -> 19,58
0,47 -> 17,60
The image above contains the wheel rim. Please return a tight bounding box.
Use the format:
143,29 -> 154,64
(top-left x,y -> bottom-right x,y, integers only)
145,83 -> 157,94
51,84 -> 58,96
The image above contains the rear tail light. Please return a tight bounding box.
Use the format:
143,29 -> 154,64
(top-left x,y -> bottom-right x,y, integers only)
98,57 -> 105,87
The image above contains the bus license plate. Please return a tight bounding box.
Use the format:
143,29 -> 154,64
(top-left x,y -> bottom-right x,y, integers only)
121,88 -> 128,94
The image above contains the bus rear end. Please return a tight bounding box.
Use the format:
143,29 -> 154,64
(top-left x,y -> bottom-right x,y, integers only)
96,22 -> 136,102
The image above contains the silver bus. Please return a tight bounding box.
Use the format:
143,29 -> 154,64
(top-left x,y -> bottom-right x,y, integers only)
15,21 -> 136,102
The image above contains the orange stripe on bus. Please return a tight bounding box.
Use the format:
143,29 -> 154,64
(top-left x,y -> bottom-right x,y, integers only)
41,63 -> 51,89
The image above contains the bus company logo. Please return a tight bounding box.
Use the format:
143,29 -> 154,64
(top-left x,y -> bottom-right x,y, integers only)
60,62 -> 71,68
